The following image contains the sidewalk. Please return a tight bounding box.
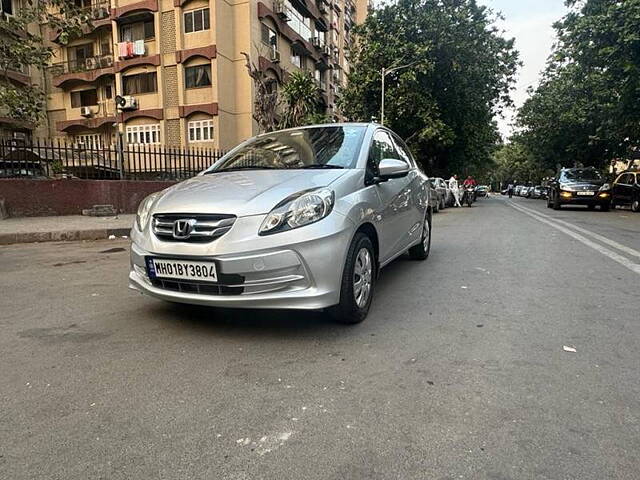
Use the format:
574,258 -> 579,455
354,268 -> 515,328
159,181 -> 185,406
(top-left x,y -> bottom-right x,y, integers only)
0,215 -> 135,245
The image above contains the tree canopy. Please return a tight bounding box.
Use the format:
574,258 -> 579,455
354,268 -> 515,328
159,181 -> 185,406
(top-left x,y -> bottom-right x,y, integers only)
516,0 -> 640,170
0,1 -> 90,125
338,0 -> 519,176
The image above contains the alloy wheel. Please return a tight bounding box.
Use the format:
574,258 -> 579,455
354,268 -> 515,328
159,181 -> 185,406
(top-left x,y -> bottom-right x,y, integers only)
422,216 -> 431,252
353,248 -> 373,308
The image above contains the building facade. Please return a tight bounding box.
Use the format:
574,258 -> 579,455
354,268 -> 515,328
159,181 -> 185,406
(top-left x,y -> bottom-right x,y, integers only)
42,0 -> 368,150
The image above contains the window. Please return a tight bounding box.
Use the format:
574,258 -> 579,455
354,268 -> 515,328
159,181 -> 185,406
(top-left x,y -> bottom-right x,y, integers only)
71,89 -> 98,108
1,0 -> 14,15
291,52 -> 302,68
185,64 -> 212,88
126,124 -> 160,145
74,133 -> 102,148
391,135 -> 415,168
261,23 -> 278,52
367,130 -> 399,180
120,20 -> 154,42
123,72 -> 157,95
285,1 -> 312,40
104,85 -> 113,99
184,8 -> 210,33
188,120 -> 214,143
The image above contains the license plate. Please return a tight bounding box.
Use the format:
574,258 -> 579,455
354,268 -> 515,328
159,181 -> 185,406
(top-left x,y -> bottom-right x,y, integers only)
147,258 -> 217,282
577,191 -> 595,196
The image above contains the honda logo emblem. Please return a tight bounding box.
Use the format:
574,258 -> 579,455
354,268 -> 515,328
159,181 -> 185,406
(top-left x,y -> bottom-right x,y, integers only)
173,219 -> 196,239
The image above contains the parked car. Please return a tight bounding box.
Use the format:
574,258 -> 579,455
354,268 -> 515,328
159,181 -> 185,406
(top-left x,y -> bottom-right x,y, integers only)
611,171 -> 640,212
429,177 -> 448,210
529,186 -> 547,199
547,167 -> 611,211
129,123 -> 432,325
515,185 -> 524,196
428,181 -> 441,213
521,186 -> 533,197
476,185 -> 489,197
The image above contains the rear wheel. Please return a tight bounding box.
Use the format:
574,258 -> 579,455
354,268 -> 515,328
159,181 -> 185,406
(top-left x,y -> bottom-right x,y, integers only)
632,198 -> 640,213
329,233 -> 376,325
408,212 -> 431,260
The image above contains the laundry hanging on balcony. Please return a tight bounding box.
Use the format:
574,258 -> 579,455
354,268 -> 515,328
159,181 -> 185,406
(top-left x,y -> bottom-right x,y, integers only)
133,40 -> 145,56
118,42 -> 135,59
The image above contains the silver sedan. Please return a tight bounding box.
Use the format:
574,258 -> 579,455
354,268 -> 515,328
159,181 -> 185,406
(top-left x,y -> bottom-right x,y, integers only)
129,123 -> 432,324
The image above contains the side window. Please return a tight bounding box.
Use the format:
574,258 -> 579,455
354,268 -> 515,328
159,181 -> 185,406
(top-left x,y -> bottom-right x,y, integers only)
630,174 -> 637,185
391,135 -> 415,168
367,130 -> 399,180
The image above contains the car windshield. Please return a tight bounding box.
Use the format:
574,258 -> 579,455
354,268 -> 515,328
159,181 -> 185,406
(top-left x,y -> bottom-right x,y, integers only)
561,169 -> 603,181
207,126 -> 367,172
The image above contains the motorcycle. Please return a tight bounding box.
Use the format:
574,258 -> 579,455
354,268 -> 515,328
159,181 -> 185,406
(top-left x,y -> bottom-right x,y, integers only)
462,185 -> 476,207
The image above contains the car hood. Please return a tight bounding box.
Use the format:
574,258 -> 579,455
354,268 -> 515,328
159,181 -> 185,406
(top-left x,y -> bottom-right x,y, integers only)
152,169 -> 349,216
562,180 -> 606,188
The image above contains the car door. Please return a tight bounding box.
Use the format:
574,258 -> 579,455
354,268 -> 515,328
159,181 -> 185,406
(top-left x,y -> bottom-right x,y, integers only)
613,173 -> 630,205
366,129 -> 417,264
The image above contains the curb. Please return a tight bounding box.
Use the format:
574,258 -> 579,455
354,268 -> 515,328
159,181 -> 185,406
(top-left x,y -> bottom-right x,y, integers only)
0,227 -> 131,245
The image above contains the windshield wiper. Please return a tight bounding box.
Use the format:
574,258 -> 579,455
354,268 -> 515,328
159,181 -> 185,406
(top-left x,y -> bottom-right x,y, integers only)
300,164 -> 344,169
205,166 -> 279,174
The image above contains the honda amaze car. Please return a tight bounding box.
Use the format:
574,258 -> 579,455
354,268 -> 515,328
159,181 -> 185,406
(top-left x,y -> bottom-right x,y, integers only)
129,124 -> 432,324
547,167 -> 611,211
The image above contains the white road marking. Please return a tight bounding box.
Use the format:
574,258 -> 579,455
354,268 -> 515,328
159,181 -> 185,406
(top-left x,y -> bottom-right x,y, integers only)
514,202 -> 640,260
507,201 -> 640,277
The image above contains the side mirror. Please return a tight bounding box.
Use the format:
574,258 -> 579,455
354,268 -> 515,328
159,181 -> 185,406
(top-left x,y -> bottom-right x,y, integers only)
377,158 -> 410,182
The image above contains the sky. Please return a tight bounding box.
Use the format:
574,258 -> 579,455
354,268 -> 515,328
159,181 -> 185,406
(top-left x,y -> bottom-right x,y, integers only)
477,0 -> 570,138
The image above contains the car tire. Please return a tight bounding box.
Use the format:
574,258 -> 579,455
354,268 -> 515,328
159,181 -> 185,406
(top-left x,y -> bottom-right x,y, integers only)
434,200 -> 440,213
632,198 -> 640,213
408,211 -> 432,261
553,194 -> 561,210
587,204 -> 596,211
329,233 -> 376,325
600,203 -> 610,212
440,198 -> 446,210
547,195 -> 552,208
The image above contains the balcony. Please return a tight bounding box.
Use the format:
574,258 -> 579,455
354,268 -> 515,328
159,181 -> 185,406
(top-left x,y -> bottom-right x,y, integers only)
50,55 -> 115,88
50,1 -> 113,43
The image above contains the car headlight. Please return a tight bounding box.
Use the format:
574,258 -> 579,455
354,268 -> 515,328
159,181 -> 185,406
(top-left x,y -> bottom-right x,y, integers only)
599,183 -> 611,191
259,188 -> 335,235
560,184 -> 576,192
136,192 -> 160,231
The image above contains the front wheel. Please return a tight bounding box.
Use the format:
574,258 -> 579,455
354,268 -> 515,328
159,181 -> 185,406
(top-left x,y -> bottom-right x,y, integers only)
600,202 -> 610,212
466,194 -> 473,207
408,212 -> 431,260
329,233 -> 376,325
553,194 -> 561,210
632,198 -> 640,213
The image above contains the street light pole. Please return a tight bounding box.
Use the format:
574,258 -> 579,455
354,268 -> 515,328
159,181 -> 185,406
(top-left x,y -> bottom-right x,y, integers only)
380,60 -> 422,126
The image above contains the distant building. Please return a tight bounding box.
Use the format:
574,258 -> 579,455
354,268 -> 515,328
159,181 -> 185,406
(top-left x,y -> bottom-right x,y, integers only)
39,0 -> 368,149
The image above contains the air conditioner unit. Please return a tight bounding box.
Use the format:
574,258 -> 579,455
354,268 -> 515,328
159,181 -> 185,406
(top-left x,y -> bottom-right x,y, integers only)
80,106 -> 93,117
270,49 -> 281,63
274,0 -> 290,21
85,58 -> 98,70
115,95 -> 138,111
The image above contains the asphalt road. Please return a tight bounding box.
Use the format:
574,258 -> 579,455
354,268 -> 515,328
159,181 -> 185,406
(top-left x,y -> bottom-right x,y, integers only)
1,195 -> 639,480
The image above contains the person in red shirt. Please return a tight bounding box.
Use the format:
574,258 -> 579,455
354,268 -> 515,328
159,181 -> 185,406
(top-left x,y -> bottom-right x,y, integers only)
463,176 -> 477,187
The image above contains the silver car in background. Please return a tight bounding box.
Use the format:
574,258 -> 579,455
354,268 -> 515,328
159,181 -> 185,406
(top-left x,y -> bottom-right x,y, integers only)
129,123 -> 432,324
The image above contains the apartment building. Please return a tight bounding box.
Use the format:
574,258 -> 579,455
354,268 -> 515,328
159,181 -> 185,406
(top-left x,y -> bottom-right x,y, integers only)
43,0 -> 368,150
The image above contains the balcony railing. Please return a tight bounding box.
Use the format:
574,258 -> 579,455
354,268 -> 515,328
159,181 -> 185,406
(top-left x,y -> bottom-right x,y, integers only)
68,1 -> 111,21
49,54 -> 115,77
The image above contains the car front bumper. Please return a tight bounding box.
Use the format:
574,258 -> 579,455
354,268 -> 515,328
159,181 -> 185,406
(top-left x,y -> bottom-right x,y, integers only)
128,213 -> 355,310
558,191 -> 611,205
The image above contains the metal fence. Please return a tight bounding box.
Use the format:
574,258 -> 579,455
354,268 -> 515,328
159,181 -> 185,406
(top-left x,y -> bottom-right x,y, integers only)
0,138 -> 227,181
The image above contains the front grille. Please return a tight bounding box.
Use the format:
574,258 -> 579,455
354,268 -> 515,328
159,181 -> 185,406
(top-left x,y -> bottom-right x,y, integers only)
151,278 -> 244,295
152,214 -> 236,243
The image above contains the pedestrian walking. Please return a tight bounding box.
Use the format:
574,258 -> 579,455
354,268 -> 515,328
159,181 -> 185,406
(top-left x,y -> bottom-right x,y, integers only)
448,174 -> 462,207
508,182 -> 514,198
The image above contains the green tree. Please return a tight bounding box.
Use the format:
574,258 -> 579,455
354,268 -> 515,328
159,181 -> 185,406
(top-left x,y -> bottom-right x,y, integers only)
279,70 -> 323,129
338,0 -> 519,175
517,0 -> 640,169
0,1 -> 90,125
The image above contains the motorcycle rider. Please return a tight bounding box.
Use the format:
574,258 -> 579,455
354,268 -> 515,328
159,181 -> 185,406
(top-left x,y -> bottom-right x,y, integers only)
462,175 -> 478,203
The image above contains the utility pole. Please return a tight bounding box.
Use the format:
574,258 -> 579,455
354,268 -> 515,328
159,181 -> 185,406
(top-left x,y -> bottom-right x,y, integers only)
380,60 -> 422,126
